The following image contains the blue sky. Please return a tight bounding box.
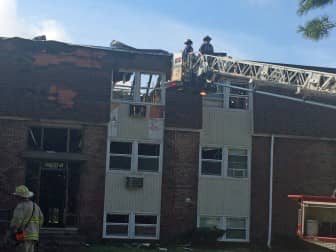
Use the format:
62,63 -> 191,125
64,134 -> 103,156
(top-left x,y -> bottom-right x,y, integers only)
1,0 -> 335,67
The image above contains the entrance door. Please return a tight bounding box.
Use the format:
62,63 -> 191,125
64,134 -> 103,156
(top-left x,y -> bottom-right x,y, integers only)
39,162 -> 66,227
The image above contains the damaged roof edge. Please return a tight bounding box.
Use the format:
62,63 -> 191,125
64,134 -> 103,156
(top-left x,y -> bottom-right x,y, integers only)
0,37 -> 172,57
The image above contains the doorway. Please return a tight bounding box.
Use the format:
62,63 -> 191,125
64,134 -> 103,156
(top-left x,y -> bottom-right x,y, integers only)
25,160 -> 80,228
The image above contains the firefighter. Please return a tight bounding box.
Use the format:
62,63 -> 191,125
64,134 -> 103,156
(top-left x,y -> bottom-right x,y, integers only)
182,39 -> 193,58
9,185 -> 44,252
199,35 -> 214,55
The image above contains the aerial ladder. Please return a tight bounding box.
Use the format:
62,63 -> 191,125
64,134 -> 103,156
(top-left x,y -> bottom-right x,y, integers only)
169,52 -> 336,108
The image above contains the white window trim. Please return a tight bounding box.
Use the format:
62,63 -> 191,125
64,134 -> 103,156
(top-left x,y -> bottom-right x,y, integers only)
111,70 -> 166,105
199,145 -> 250,179
103,211 -> 160,240
197,215 -> 249,242
107,139 -> 163,174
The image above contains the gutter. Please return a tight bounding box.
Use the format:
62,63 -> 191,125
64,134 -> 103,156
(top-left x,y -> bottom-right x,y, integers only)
267,135 -> 275,248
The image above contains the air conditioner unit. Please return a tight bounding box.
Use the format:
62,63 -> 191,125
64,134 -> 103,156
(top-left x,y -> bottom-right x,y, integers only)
129,104 -> 146,118
126,176 -> 144,189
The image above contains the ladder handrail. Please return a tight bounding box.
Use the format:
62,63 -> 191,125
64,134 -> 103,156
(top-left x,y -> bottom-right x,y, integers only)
191,54 -> 336,93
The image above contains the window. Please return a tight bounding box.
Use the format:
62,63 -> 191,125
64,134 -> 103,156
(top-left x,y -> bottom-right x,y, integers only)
203,85 -> 225,108
226,218 -> 247,240
109,142 -> 132,171
27,127 -> 82,153
112,72 -> 136,101
228,149 -> 248,178
138,144 -> 160,172
112,71 -> 164,104
104,213 -> 158,239
140,73 -> 162,103
134,215 -> 158,238
105,214 -> 129,237
109,141 -> 161,172
201,147 -> 222,176
229,84 -> 249,110
199,216 -> 248,241
199,216 -> 221,228
200,146 -> 249,178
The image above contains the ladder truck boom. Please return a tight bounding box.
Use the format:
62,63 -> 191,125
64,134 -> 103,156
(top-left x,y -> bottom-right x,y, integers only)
170,52 -> 336,94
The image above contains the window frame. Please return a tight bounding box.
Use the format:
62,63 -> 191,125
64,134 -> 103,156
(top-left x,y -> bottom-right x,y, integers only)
107,139 -> 162,174
197,215 -> 249,242
202,80 -> 251,111
27,126 -> 82,153
199,145 -> 250,179
227,148 -> 249,179
200,146 -> 224,177
103,211 -> 160,240
111,70 -> 165,105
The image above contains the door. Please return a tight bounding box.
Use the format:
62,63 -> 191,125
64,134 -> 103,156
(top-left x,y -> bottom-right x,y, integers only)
39,162 -> 66,227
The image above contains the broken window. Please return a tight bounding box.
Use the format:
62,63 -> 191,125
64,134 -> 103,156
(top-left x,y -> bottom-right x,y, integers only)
43,128 -> 67,152
27,127 -> 82,153
227,149 -> 248,178
112,72 -> 136,101
109,142 -> 132,171
138,144 -> 160,172
201,147 -> 222,176
229,84 -> 249,110
140,73 -> 162,103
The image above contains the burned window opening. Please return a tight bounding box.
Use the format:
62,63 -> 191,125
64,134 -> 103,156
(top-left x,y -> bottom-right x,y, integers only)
27,127 -> 82,153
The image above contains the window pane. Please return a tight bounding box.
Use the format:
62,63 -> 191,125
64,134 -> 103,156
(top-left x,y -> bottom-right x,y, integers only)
202,148 -> 222,160
135,226 -> 156,237
28,127 -> 42,150
110,142 -> 132,154
200,216 -> 220,228
138,158 -> 159,172
138,144 -> 160,156
227,218 -> 246,229
228,156 -> 248,170
110,156 -> 131,170
201,161 -> 221,176
229,96 -> 248,109
140,73 -> 161,103
106,214 -> 129,223
69,129 -> 82,153
43,128 -> 68,152
135,215 -> 157,225
113,72 -> 136,101
226,229 -> 246,239
106,225 -> 128,236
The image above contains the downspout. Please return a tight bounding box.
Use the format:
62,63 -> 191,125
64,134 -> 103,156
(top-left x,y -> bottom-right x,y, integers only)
267,135 -> 275,248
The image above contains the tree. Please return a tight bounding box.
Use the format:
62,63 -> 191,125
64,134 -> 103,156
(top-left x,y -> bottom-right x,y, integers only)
297,0 -> 335,40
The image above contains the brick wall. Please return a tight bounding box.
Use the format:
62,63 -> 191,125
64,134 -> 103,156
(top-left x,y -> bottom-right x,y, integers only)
78,125 -> 107,240
160,130 -> 200,242
0,119 -> 107,240
251,136 -> 336,243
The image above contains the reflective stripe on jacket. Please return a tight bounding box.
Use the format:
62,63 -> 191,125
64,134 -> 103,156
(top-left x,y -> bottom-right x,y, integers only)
10,200 -> 44,241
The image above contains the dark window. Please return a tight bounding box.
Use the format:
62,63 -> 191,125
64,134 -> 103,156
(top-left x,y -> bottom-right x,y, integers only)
43,128 -> 67,152
110,142 -> 132,154
229,84 -> 249,110
201,147 -> 222,176
138,144 -> 160,172
110,156 -> 132,171
106,225 -> 128,236
138,144 -> 160,156
135,215 -> 157,224
106,214 -> 129,223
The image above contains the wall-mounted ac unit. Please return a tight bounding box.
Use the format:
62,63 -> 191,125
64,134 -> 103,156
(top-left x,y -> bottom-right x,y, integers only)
126,176 -> 144,189
129,104 -> 146,118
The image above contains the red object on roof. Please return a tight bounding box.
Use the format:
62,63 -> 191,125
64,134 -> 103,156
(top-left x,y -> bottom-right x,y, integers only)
288,194 -> 336,203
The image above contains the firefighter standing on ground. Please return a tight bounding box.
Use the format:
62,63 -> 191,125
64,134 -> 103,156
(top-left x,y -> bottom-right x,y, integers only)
199,35 -> 214,55
9,185 -> 44,252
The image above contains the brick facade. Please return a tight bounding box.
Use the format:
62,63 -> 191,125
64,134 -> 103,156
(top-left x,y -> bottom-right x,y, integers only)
160,130 -> 200,242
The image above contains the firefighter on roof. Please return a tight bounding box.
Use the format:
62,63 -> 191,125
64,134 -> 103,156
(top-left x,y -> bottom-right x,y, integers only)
183,39 -> 193,59
199,35 -> 214,55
